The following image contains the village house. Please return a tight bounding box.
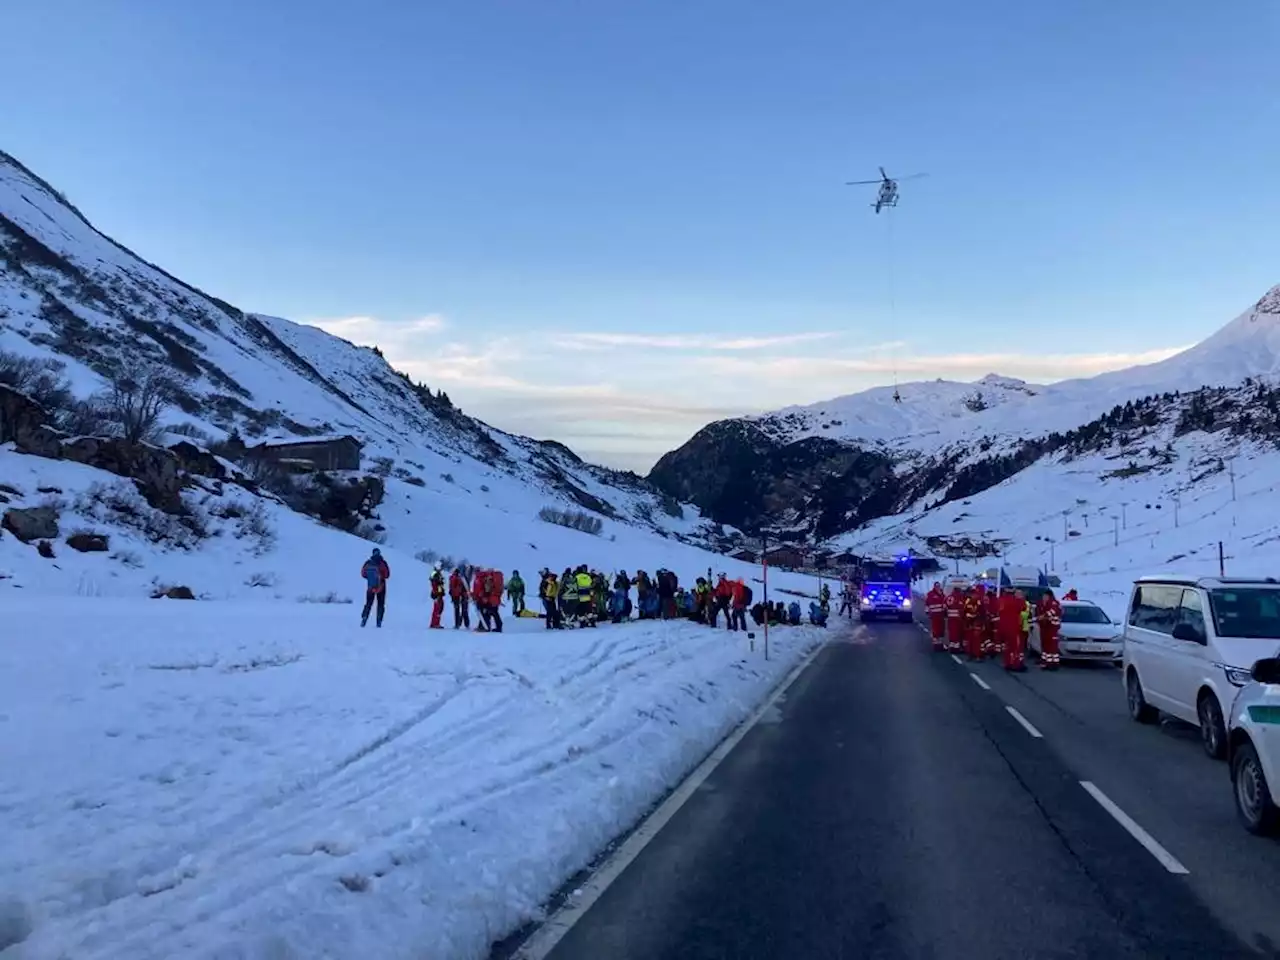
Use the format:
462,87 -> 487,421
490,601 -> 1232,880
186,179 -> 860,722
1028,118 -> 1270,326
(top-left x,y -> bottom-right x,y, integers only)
252,435 -> 363,472
763,545 -> 806,570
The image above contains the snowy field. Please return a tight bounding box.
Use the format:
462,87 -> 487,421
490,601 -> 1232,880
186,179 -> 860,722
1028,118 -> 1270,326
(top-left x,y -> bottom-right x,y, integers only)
0,597 -> 823,959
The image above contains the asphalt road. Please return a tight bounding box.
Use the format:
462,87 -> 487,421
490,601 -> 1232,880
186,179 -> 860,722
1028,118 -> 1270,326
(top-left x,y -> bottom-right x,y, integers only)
531,620 -> 1258,960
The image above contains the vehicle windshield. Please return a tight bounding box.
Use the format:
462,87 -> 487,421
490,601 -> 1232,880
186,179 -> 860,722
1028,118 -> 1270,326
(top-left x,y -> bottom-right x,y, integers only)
864,563 -> 906,583
1012,585 -> 1051,605
1061,604 -> 1110,624
1208,587 -> 1280,639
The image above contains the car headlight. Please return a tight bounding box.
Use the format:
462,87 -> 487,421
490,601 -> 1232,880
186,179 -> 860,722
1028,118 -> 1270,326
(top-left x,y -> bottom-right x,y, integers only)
861,596 -> 872,606
901,597 -> 912,608
1224,665 -> 1252,688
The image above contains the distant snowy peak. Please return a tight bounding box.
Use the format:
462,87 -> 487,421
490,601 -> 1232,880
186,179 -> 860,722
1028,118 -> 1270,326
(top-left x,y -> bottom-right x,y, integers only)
746,284 -> 1280,454
976,373 -> 1038,394
752,372 -> 1044,451
1194,283 -> 1280,361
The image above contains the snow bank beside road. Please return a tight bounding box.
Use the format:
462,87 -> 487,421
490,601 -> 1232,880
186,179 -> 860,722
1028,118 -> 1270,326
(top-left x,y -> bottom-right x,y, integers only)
1,598 -> 823,960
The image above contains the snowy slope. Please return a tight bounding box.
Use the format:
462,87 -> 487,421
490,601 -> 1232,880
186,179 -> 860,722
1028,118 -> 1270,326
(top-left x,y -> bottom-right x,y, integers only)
0,148 -> 716,560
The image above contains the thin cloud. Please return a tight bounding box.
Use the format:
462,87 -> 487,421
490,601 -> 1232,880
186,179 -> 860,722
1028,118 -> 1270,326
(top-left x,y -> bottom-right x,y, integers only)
696,346 -> 1191,383
309,314 -> 447,342
554,331 -> 839,351
299,312 -> 1192,468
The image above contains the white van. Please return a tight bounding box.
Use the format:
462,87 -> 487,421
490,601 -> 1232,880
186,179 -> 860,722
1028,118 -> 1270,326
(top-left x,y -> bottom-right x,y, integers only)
1123,575 -> 1280,760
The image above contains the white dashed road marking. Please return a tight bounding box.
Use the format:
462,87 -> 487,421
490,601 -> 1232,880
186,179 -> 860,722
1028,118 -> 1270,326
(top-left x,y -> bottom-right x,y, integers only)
1080,780 -> 1190,875
1005,705 -> 1044,739
969,672 -> 991,691
950,654 -> 963,665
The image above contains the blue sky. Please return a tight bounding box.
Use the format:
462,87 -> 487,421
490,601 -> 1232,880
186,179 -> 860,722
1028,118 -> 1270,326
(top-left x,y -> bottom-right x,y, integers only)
4,0 -> 1278,470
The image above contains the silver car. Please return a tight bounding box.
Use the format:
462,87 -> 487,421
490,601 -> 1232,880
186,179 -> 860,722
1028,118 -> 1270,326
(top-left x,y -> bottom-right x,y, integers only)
1030,599 -> 1123,663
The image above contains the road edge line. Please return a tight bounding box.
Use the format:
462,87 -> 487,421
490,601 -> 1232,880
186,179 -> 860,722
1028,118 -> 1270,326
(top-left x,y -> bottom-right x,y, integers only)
1080,780 -> 1190,875
1005,705 -> 1044,738
511,640 -> 827,960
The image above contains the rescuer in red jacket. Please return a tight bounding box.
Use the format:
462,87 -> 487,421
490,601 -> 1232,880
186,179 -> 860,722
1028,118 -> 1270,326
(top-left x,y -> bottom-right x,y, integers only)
1038,591 -> 1063,670
999,589 -> 1028,671
925,582 -> 947,650
429,561 -> 445,630
964,585 -> 986,660
944,587 -> 964,652
984,587 -> 1000,658
448,568 -> 470,630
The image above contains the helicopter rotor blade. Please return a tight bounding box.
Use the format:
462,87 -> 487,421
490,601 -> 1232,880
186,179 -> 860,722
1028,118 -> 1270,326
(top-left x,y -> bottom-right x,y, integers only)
879,166 -> 888,180
897,173 -> 929,181
845,179 -> 882,185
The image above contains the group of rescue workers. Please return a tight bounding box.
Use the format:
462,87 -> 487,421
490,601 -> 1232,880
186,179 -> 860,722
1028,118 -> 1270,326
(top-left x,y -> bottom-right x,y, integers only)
921,581 -> 1071,671
360,548 -> 1072,667
359,547 -> 832,632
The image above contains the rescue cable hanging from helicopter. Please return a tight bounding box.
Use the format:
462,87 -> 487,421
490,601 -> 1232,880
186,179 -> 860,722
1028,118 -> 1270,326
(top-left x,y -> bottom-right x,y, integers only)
844,167 -> 928,403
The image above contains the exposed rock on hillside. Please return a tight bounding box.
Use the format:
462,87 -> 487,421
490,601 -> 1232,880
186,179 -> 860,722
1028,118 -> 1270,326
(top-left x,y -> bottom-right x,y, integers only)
649,419 -> 896,538
3,506 -> 59,542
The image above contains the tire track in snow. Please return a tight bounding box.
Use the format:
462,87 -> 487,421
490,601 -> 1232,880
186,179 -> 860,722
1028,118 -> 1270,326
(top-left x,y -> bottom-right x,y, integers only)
56,630 -> 692,958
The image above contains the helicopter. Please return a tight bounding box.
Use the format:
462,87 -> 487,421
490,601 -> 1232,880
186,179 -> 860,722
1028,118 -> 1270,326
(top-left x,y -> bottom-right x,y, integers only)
845,167 -> 928,214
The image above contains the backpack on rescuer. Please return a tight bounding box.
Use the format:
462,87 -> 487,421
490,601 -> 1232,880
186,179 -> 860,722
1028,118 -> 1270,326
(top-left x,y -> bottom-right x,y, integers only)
362,552 -> 388,592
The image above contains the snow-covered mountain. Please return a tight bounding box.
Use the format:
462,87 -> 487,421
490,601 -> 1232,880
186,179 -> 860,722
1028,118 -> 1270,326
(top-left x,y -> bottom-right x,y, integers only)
753,287 -> 1280,457
649,284 -> 1280,541
0,148 -> 737,596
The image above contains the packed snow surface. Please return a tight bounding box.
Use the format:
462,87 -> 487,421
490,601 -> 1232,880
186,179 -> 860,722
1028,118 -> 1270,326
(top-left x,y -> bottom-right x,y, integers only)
0,599 -> 822,959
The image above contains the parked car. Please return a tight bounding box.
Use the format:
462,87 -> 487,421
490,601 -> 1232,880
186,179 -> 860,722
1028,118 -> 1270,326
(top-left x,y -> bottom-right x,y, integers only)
1122,575 -> 1280,760
1029,599 -> 1122,663
1227,656 -> 1280,835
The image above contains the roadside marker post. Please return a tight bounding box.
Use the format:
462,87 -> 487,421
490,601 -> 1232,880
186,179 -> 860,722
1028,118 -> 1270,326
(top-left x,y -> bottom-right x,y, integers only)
761,531 -> 770,662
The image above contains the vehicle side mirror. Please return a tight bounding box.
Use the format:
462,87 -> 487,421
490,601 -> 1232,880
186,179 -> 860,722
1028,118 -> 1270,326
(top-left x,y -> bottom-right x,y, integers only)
1251,658 -> 1280,685
1171,623 -> 1205,644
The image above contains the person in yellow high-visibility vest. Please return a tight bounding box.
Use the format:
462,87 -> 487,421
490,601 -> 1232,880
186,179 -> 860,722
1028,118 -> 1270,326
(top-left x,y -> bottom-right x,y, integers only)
575,567 -> 595,627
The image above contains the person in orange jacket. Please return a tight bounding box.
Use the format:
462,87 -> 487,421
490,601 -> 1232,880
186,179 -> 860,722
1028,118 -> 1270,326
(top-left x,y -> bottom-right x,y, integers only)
925,582 -> 947,651
998,588 -> 1027,671
709,573 -> 733,628
472,568 -> 504,633
429,562 -> 445,629
944,586 -> 965,652
360,548 -> 390,628
1038,590 -> 1063,669
448,567 -> 470,629
729,578 -> 751,632
964,585 -> 987,660
1063,588 -> 1079,601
